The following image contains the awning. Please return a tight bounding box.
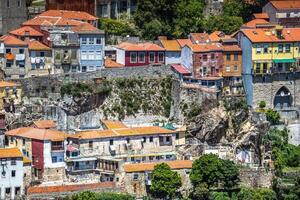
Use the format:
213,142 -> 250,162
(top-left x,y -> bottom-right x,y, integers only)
273,59 -> 296,63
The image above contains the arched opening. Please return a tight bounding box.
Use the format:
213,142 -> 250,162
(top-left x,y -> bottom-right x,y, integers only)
274,86 -> 292,109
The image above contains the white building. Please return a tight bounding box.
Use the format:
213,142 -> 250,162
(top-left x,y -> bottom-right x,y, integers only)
0,148 -> 24,199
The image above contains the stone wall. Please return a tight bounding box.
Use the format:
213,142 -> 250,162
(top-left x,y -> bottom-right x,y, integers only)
43,167 -> 65,182
252,73 -> 300,108
239,168 -> 273,188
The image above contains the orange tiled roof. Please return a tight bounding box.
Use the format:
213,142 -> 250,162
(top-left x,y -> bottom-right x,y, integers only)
0,148 -> 23,159
23,16 -> 83,27
104,58 -> 124,68
10,26 -> 43,37
270,0 -> 300,10
253,13 -> 269,19
117,42 -> 165,51
190,33 -> 210,43
39,10 -> 98,21
27,40 -> 51,51
33,120 -> 57,129
0,81 -> 20,88
23,156 -> 32,164
223,45 -> 242,52
0,35 -> 28,46
69,126 -> 175,140
209,31 -> 232,42
159,39 -> 181,51
177,39 -> 193,48
27,182 -> 115,195
187,43 -> 223,53
124,160 -> 193,172
242,19 -> 270,28
6,127 -> 66,141
242,27 -> 300,43
72,22 -> 104,34
101,119 -> 128,129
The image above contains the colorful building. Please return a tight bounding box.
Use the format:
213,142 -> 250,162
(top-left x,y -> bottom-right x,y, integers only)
115,42 -> 165,67
5,127 -> 66,183
158,37 -> 181,65
238,26 -> 300,107
0,81 -> 22,112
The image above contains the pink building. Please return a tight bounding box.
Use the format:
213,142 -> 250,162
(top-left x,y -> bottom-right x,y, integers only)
115,42 -> 165,67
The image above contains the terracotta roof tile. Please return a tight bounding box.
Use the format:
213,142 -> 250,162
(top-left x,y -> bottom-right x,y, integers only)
253,13 -> 269,19
171,64 -> 191,75
10,26 -> 43,37
101,120 -> 128,129
23,17 -> 83,27
23,156 -> 32,164
159,39 -> 181,51
26,40 -> 51,51
190,33 -> 210,43
242,19 -> 270,28
33,120 -> 57,129
223,45 -> 242,52
0,81 -> 20,88
124,160 -> 193,172
6,127 -> 66,141
0,148 -> 23,159
72,22 -> 104,34
39,10 -> 98,21
176,39 -> 193,48
104,58 -> 124,68
209,31 -> 232,42
242,27 -> 300,43
27,182 -> 115,195
270,0 -> 300,10
69,126 -> 175,140
0,35 -> 28,46
117,42 -> 165,51
187,43 -> 223,53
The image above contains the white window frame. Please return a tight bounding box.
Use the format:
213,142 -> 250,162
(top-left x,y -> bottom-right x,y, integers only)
96,38 -> 101,45
256,44 -> 262,54
149,52 -> 155,63
158,52 -> 164,63
95,51 -> 102,60
138,52 -> 145,63
234,65 -> 238,71
226,65 -> 231,72
88,66 -> 95,71
82,38 -> 87,45
88,51 -> 94,60
130,52 -> 137,63
81,51 -> 88,60
88,38 -> 95,45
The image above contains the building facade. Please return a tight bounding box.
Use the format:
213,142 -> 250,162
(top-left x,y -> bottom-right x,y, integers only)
158,37 -> 181,65
0,81 -> 22,112
263,0 -> 300,27
0,148 -> 24,199
0,0 -> 27,35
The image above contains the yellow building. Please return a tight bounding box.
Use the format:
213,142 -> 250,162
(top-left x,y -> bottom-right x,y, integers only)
241,26 -> 300,74
0,81 -> 22,111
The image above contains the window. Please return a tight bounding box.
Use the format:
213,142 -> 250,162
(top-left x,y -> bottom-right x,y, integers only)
18,62 -> 25,68
149,52 -> 155,63
19,49 -> 24,54
40,52 -> 45,57
176,133 -> 179,140
88,51 -> 94,60
109,139 -> 114,145
130,52 -> 137,63
71,65 -> 77,72
158,52 -> 164,62
143,137 -> 146,142
52,156 -> 57,163
15,187 -> 20,195
96,38 -> 101,44
11,159 -> 16,166
255,63 -> 261,73
81,51 -> 88,60
131,157 -> 135,162
138,52 -> 145,63
11,170 -> 16,177
95,51 -> 102,60
278,44 -> 283,53
6,0 -> 10,8
149,136 -> 153,142
6,49 -> 11,54
22,139 -> 25,146
286,44 -> 291,53
234,65 -> 238,71
5,188 -> 10,196
211,54 -> 215,60
6,63 -> 12,68
82,38 -> 87,45
263,45 -> 269,54
88,38 -> 94,44
133,173 -> 139,180
149,156 -> 154,160
88,66 -> 95,71
263,63 -> 268,73
256,44 -> 262,54
17,0 -> 21,7
202,55 -> 207,61
81,66 -> 87,72
226,65 -> 230,72
234,53 -> 239,61
226,54 -> 231,61
89,141 -> 93,149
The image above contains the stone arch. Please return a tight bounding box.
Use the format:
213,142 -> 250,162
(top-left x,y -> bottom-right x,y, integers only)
273,86 -> 293,109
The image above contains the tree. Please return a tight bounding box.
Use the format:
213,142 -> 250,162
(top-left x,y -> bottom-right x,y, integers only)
190,154 -> 239,190
203,15 -> 243,34
265,109 -> 280,125
259,101 -> 266,110
149,163 -> 182,199
71,191 -> 97,200
173,0 -> 205,38
70,191 -> 134,200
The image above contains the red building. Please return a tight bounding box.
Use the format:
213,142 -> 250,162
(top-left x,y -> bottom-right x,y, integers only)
115,42 -> 165,67
46,0 -> 95,15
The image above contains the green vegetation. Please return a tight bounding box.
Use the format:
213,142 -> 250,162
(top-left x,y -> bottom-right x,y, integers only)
266,109 -> 280,125
224,98 -> 248,113
60,82 -> 111,98
149,163 -> 182,199
66,191 -> 134,200
259,101 -> 266,110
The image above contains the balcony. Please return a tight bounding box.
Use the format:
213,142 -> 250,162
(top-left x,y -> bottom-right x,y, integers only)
16,54 -> 25,61
51,142 -> 64,152
6,53 -> 15,60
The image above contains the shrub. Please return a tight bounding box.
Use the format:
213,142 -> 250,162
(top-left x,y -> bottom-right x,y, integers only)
266,109 -> 280,125
259,101 -> 266,109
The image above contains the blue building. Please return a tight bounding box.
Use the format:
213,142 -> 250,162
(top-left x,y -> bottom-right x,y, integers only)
75,24 -> 105,72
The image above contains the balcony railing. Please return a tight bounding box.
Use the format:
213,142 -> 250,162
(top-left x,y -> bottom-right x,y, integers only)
51,145 -> 64,151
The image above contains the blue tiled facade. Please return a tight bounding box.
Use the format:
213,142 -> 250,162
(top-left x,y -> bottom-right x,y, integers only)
79,34 -> 105,72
